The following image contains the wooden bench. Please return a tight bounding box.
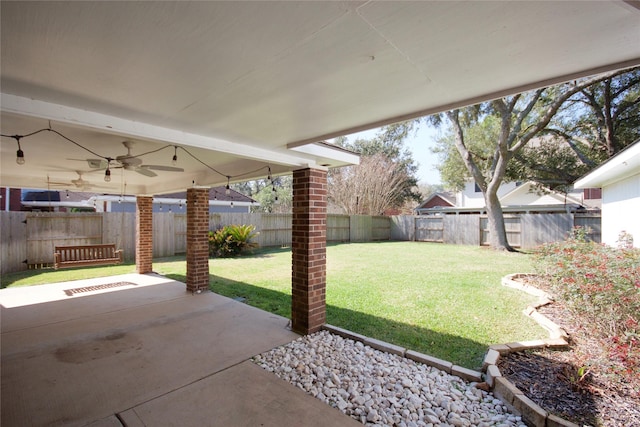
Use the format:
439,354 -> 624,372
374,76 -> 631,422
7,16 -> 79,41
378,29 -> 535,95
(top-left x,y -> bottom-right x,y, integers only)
54,244 -> 123,270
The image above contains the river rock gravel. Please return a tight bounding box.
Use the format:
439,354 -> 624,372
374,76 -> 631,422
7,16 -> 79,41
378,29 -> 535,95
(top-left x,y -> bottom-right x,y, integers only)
253,330 -> 525,427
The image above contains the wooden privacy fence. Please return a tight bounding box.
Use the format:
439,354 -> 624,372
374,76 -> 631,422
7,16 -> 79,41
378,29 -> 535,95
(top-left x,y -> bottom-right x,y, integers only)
1,212 -> 391,274
1,211 -> 600,275
396,212 -> 601,249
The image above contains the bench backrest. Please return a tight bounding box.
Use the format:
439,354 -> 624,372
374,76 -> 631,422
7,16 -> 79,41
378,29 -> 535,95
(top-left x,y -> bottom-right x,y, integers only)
55,244 -> 118,262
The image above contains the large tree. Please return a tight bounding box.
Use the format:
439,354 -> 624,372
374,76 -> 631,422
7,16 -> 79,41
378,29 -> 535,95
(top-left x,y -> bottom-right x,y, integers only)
329,122 -> 422,215
432,69 -> 627,251
507,67 -> 640,189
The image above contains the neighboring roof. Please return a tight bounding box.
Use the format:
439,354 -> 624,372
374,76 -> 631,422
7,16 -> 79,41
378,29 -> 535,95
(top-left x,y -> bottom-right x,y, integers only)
499,182 -> 584,207
574,141 -> 640,188
416,192 -> 456,210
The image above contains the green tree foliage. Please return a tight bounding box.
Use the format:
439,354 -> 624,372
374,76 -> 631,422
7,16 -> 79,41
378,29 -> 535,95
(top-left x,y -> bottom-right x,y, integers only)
507,67 -> 640,190
330,122 -> 422,214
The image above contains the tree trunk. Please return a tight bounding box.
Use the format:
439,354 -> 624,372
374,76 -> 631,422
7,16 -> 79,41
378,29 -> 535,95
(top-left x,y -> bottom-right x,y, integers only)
484,188 -> 513,251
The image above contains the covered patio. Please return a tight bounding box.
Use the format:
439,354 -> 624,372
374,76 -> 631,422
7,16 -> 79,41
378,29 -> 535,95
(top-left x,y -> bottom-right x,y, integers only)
0,274 -> 360,426
1,2 -> 640,426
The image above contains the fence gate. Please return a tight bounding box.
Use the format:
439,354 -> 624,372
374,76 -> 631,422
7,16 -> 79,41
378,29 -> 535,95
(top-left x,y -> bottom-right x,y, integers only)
415,216 -> 444,242
26,213 -> 103,266
480,215 -> 521,248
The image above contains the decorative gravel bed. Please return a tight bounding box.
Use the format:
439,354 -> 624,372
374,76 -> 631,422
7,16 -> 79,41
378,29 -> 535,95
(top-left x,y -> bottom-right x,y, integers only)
253,330 -> 526,427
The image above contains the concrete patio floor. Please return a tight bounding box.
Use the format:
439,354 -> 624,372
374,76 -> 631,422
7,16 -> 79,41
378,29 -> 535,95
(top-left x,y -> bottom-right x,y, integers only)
0,273 -> 361,427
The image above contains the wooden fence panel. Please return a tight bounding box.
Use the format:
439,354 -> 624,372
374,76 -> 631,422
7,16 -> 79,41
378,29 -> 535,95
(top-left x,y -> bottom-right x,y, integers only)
521,213 -> 573,248
0,211 -> 28,274
328,215 -> 350,242
153,213 -> 175,258
174,213 -> 187,254
443,215 -> 479,245
480,216 -> 521,247
102,212 -> 136,260
574,213 -> 602,242
372,216 -> 391,241
26,213 -> 103,265
257,213 -> 291,247
415,216 -> 444,242
390,215 -> 414,241
350,215 -> 373,242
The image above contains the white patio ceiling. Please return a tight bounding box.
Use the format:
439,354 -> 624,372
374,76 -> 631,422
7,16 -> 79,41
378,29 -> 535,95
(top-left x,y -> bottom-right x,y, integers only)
1,1 -> 639,195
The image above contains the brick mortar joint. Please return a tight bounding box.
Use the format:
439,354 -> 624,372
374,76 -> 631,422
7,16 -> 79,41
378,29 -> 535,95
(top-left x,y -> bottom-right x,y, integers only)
480,274 -> 575,427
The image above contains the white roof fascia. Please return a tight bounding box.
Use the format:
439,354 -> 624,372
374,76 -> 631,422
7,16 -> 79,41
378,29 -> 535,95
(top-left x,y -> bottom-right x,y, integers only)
575,141 -> 640,188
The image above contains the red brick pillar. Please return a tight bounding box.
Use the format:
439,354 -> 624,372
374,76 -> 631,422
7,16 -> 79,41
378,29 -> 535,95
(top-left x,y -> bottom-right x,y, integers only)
186,188 -> 210,293
291,167 -> 327,334
136,196 -> 153,274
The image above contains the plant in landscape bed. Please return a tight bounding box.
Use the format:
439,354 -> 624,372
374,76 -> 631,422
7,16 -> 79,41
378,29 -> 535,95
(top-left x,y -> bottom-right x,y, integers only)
208,224 -> 259,258
501,228 -> 640,425
534,227 -> 640,385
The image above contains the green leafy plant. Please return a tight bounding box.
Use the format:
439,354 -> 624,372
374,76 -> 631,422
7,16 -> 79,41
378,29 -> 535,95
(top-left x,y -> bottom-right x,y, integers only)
534,227 -> 640,383
208,224 -> 259,258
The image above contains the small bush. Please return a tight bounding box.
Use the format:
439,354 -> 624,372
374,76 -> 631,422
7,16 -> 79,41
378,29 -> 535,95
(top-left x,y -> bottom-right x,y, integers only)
534,227 -> 640,380
208,224 -> 259,258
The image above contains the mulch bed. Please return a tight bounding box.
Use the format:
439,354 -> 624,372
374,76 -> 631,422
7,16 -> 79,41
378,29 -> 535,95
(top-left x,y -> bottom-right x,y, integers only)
498,300 -> 640,426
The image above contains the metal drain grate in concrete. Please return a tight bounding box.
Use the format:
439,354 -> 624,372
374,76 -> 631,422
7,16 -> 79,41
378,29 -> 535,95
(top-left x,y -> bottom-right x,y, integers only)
64,281 -> 137,296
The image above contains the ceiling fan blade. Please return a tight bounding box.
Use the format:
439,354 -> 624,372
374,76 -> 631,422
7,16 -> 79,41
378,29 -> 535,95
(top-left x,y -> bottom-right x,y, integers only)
135,167 -> 157,177
141,165 -> 184,172
90,159 -> 109,169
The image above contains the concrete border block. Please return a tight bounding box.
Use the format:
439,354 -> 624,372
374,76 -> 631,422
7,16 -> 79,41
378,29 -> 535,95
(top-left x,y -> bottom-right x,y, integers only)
489,344 -> 511,355
482,348 -> 500,370
513,393 -> 547,427
492,376 -> 522,406
364,337 -> 405,356
322,324 -> 367,343
505,340 -> 547,352
547,413 -> 580,427
485,364 -> 502,387
405,350 -> 453,373
451,365 -> 482,382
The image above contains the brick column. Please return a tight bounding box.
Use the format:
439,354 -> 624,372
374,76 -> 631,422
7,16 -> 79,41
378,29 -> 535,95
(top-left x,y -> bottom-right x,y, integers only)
136,196 -> 153,274
186,188 -> 210,293
291,167 -> 327,334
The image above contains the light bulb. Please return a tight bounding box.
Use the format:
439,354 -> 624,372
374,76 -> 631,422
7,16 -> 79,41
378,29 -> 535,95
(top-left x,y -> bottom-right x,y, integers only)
104,169 -> 111,182
172,146 -> 178,165
230,201 -> 234,208
16,149 -> 25,165
225,185 -> 230,195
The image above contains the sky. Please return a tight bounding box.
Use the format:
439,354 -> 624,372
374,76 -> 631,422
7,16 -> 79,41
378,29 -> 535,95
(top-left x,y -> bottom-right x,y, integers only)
341,124 -> 443,185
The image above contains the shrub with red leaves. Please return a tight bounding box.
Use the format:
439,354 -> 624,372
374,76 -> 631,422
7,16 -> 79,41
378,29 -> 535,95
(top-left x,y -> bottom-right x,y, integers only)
534,227 -> 640,383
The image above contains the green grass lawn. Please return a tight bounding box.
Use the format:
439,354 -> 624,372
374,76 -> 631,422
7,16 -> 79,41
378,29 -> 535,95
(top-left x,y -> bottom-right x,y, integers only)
1,241 -> 544,369
156,241 -> 544,369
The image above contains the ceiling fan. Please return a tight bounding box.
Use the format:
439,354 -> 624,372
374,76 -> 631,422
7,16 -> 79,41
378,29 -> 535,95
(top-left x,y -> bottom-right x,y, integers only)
47,171 -> 108,191
83,141 -> 184,177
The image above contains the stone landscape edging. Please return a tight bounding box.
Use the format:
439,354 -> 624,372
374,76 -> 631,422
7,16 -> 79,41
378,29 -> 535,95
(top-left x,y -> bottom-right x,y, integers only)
321,272 -> 580,427
481,273 -> 578,427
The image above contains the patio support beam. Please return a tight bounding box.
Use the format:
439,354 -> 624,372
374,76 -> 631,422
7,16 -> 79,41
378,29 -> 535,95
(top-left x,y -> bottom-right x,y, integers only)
135,196 -> 153,274
186,187 -> 209,293
291,167 -> 327,334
